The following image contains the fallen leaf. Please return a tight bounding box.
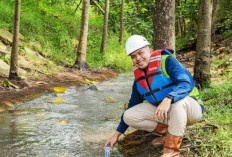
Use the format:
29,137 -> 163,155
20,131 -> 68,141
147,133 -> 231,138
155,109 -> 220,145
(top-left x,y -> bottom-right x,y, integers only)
84,79 -> 99,84
124,103 -> 128,110
3,79 -> 19,89
49,97 -> 64,103
104,95 -> 116,103
53,87 -> 66,93
57,120 -> 68,124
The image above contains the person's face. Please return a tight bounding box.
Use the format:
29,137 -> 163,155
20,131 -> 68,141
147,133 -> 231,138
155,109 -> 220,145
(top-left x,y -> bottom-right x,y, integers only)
130,46 -> 152,69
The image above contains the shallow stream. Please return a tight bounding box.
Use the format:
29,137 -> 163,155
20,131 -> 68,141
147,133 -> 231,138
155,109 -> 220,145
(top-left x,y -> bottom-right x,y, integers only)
0,73 -> 136,157
0,72 -> 164,157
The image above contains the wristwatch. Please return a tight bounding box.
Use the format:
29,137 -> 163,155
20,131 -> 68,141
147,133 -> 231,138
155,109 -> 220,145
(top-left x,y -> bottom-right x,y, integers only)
166,95 -> 174,103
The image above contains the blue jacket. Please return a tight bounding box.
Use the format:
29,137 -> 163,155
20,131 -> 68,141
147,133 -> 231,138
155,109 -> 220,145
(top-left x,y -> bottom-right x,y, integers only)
116,56 -> 203,134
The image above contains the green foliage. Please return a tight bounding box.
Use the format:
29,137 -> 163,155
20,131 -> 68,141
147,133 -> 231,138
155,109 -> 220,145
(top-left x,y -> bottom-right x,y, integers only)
184,58 -> 232,156
0,0 -> 132,71
190,79 -> 232,156
175,36 -> 194,51
87,32 -> 132,71
124,1 -> 153,41
217,0 -> 232,19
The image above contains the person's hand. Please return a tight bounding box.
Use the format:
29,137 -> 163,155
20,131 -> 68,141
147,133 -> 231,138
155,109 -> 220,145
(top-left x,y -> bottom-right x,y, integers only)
153,97 -> 172,121
104,131 -> 121,151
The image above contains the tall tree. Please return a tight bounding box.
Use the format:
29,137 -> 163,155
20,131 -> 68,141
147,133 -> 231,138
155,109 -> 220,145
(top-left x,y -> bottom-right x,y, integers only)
9,0 -> 21,80
194,0 -> 212,87
73,0 -> 90,70
119,0 -> 124,44
100,0 -> 109,54
153,0 -> 175,50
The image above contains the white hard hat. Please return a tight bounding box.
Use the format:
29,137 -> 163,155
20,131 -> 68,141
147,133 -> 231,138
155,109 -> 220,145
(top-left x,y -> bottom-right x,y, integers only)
125,35 -> 150,56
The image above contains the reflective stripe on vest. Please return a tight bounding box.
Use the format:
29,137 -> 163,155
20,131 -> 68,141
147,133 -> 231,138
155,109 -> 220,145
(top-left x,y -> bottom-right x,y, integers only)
161,54 -> 203,105
133,49 -> 200,106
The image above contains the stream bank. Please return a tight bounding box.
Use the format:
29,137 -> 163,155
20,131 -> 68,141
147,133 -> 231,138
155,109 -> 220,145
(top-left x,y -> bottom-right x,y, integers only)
0,68 -> 118,110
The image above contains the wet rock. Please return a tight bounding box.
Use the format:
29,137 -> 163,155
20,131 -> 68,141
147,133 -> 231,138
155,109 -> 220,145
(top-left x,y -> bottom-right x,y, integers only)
88,85 -> 98,90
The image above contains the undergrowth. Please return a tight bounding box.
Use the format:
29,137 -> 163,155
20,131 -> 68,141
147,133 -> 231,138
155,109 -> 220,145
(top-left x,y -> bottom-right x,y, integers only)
184,53 -> 232,156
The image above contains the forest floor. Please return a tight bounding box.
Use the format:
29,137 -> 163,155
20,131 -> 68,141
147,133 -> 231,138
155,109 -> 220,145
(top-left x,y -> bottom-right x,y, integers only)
0,68 -> 118,108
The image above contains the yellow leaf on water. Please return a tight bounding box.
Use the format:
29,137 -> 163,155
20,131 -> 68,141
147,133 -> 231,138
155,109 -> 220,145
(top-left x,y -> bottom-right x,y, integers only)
49,97 -> 64,103
36,113 -> 45,117
84,79 -> 99,84
57,120 -> 68,124
53,87 -> 66,93
104,95 -> 116,103
124,103 -> 128,110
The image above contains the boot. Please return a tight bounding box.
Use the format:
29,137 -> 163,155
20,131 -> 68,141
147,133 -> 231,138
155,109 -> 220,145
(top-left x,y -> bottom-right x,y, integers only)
151,123 -> 168,147
161,133 -> 183,157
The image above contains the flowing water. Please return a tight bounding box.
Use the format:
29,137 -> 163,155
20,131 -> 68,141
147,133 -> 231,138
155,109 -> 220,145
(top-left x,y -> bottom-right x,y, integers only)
0,73 -> 136,157
0,72 -> 163,157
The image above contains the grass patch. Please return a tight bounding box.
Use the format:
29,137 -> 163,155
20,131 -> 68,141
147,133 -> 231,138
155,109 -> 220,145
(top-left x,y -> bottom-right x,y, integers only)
184,57 -> 232,156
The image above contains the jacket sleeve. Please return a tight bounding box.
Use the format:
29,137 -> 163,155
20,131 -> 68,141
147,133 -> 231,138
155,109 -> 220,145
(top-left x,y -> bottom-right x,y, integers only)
116,81 -> 143,134
165,57 -> 193,103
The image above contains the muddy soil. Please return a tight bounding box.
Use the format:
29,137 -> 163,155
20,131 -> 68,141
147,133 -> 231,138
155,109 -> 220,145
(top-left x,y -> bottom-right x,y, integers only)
0,68 -> 118,107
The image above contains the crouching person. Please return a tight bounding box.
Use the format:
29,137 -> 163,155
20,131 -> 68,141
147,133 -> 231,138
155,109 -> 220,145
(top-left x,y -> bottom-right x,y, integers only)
104,35 -> 204,157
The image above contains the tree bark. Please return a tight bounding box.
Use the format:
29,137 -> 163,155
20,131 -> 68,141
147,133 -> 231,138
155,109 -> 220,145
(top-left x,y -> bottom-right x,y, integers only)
9,0 -> 21,80
211,0 -> 219,42
119,0 -> 124,44
91,0 -> 105,15
194,0 -> 212,88
73,0 -> 90,70
153,0 -> 175,51
100,0 -> 109,54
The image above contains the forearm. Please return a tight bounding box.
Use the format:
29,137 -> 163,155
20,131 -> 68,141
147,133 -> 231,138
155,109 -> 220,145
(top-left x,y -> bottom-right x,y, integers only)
113,131 -> 122,139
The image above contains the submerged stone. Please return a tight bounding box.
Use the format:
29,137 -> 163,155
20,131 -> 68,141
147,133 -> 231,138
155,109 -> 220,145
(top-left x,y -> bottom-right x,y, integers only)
88,85 -> 98,90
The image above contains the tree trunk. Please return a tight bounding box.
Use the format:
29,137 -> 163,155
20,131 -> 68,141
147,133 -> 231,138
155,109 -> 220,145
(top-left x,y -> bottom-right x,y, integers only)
73,0 -> 90,70
100,0 -> 109,54
9,0 -> 21,80
119,0 -> 124,44
211,0 -> 219,42
153,0 -> 175,51
194,0 -> 212,88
